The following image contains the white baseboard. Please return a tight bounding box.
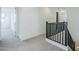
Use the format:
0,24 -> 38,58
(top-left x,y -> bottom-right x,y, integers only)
20,33 -> 44,41
45,38 -> 68,51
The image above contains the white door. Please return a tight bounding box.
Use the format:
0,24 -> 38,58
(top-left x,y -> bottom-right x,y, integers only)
1,7 -> 16,39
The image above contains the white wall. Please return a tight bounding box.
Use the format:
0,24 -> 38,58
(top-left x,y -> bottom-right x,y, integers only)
17,7 -> 43,40
50,7 -> 79,43
65,8 -> 79,50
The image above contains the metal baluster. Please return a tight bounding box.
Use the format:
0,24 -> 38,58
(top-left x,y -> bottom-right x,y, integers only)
46,22 -> 48,38
53,35 -> 55,40
48,23 -> 51,37
51,23 -> 52,36
48,23 -> 49,37
50,23 -> 51,36
60,31 -> 63,44
58,32 -> 60,43
60,32 -> 61,43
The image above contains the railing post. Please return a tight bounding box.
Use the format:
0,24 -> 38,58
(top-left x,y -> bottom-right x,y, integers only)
46,21 -> 48,38
56,12 -> 59,30
65,22 -> 68,46
73,42 -> 75,51
46,21 -> 50,38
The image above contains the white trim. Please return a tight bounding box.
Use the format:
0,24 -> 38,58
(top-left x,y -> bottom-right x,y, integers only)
45,38 -> 68,51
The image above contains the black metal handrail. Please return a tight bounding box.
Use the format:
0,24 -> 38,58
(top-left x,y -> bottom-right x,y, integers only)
46,21 -> 75,51
67,29 -> 75,51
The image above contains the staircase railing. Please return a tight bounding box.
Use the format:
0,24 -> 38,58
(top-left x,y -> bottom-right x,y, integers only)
67,29 -> 75,51
46,21 -> 75,51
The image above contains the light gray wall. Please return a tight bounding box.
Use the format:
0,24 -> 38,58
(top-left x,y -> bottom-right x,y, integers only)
16,7 -> 43,40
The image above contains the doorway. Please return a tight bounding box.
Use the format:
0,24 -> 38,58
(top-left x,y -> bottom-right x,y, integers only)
1,7 -> 16,39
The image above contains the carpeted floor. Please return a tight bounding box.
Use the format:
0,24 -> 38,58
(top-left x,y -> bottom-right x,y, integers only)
0,35 -> 64,51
